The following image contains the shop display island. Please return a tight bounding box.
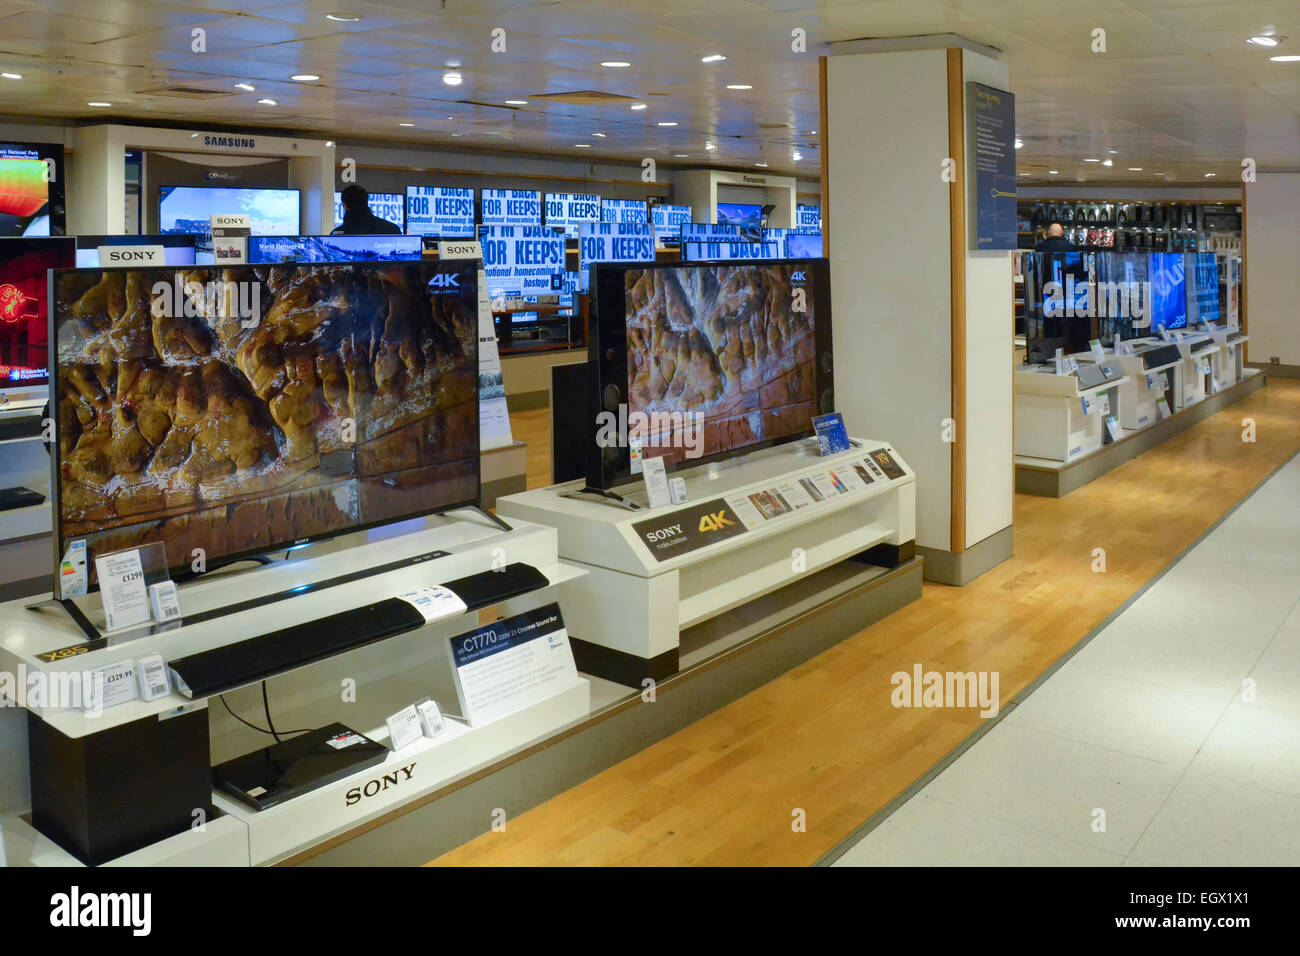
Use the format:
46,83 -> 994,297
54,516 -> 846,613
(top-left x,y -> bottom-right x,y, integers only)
0,510 -> 589,866
497,436 -> 919,686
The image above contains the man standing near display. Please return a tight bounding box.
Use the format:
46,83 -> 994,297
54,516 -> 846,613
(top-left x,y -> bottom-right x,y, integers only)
1035,222 -> 1076,252
333,184 -> 402,235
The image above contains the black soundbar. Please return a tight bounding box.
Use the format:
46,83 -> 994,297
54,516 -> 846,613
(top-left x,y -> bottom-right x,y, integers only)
169,562 -> 550,698
1141,344 -> 1183,369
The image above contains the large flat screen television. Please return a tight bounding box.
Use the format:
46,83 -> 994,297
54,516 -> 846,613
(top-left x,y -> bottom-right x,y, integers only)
248,234 -> 423,263
785,233 -> 823,258
50,260 -> 480,592
0,237 -> 74,390
74,234 -> 199,268
1148,252 -> 1187,331
587,259 -> 833,490
1093,251 -> 1147,343
1023,251 -> 1093,358
333,191 -> 405,232
405,186 -> 474,237
0,142 -> 66,236
159,185 -> 301,261
1184,252 -> 1219,325
716,202 -> 762,230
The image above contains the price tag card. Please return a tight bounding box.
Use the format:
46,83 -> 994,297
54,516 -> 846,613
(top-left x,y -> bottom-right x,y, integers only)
94,549 -> 151,632
386,703 -> 423,751
1090,339 -> 1107,364
1105,417 -> 1124,442
87,659 -> 139,711
135,653 -> 171,702
1156,397 -> 1173,420
812,412 -> 850,456
641,456 -> 671,509
416,698 -> 446,738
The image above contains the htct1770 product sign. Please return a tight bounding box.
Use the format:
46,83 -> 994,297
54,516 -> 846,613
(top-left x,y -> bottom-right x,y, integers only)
967,82 -> 1017,250
406,186 -> 474,237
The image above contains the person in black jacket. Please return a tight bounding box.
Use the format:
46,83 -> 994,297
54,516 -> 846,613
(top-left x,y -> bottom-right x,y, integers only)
332,184 -> 402,235
1035,222 -> 1077,252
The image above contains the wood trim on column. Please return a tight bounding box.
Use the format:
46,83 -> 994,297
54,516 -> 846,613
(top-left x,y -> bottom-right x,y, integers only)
1240,182 -> 1248,360
946,47 -> 967,554
819,54 -> 829,257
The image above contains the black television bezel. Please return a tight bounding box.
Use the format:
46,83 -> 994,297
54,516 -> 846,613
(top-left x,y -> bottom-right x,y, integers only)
0,141 -> 67,237
0,236 -> 75,391
48,258 -> 482,595
586,256 -> 834,491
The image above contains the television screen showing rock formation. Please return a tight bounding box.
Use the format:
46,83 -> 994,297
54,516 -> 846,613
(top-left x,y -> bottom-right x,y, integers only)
51,260 -> 479,590
621,262 -> 820,466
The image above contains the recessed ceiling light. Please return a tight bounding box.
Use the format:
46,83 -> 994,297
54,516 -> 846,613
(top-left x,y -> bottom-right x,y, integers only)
1049,170 -> 1059,175
810,130 -> 817,135
726,84 -> 752,90
442,71 -> 463,86
792,151 -> 803,161
1107,149 -> 1118,154
1,73 -> 20,80
505,99 -> 528,105
630,103 -> 647,111
705,142 -> 716,151
1270,54 -> 1300,61
1083,158 -> 1100,162
1247,35 -> 1284,47
399,122 -> 414,127
754,162 -> 768,168
1014,139 -> 1023,149
1204,172 -> 1217,177
1102,159 -> 1113,167
575,144 -> 591,148
592,132 -> 606,138
600,61 -> 631,68
1128,167 -> 1143,171
88,101 -> 111,107
257,98 -> 277,106
701,54 -> 727,63
290,74 -> 320,82
1018,172 -> 1030,177
325,141 -> 334,148
235,82 -> 256,91
674,154 -> 688,157
657,121 -> 677,127
325,12 -> 361,22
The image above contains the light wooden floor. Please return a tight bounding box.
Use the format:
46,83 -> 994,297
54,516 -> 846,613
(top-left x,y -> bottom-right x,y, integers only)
434,378 -> 1300,866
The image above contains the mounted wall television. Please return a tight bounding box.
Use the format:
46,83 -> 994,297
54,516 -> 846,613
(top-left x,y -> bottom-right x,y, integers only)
680,240 -> 780,262
158,185 -> 301,261
1184,252 -> 1219,325
716,202 -> 762,230
1092,251 -> 1148,344
587,258 -> 833,490
247,234 -> 423,263
74,234 -> 200,268
0,142 -> 66,236
405,186 -> 474,237
0,237 -> 74,390
785,233 -> 823,258
1148,251 -> 1187,331
49,260 -> 480,592
333,191 -> 405,232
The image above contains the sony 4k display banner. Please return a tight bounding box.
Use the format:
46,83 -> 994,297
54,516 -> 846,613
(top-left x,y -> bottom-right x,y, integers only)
967,82 -> 1017,250
631,497 -> 748,562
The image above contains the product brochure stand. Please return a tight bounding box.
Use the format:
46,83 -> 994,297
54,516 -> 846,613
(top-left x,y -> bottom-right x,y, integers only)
496,437 -> 916,686
1203,329 -> 1249,391
1014,367 -> 1130,462
1176,336 -> 1222,408
0,511 -> 588,866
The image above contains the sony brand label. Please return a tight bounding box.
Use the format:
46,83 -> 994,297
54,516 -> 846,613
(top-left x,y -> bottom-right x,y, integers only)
344,762 -> 417,806
98,245 -> 166,266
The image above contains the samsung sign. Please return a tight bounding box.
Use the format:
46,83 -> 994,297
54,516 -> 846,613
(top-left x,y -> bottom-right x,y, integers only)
202,135 -> 257,150
579,222 -> 654,290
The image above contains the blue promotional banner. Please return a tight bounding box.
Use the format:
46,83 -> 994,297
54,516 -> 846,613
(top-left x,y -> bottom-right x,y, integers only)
579,222 -> 655,290
763,227 -> 791,255
480,189 -> 543,226
545,192 -> 601,234
680,222 -> 741,244
796,204 -> 822,231
478,225 -> 566,296
405,185 -> 474,237
651,204 -> 693,243
681,240 -> 781,262
967,82 -> 1017,250
600,199 -> 648,224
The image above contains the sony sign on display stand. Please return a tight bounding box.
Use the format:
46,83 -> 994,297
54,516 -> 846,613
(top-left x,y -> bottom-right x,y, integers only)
440,239 -> 513,451
210,214 -> 250,264
96,244 -> 165,267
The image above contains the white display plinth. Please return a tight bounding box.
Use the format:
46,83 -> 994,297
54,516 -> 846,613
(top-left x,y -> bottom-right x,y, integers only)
496,437 -> 916,683
1015,367 -> 1129,462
